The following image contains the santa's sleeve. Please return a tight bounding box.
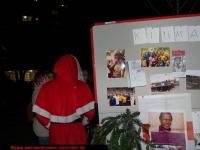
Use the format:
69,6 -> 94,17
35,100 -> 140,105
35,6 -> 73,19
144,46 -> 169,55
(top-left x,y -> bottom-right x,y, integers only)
35,114 -> 51,129
82,109 -> 95,126
81,84 -> 95,126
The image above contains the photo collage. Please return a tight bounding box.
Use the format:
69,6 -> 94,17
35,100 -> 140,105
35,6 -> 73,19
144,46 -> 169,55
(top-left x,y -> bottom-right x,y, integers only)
105,48 -> 192,108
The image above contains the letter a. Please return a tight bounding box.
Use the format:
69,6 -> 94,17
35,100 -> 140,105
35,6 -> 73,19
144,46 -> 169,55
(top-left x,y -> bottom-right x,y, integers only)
190,29 -> 198,38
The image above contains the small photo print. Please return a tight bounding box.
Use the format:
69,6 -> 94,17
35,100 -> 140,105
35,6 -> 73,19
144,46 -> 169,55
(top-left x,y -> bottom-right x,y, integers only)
141,47 -> 170,67
186,70 -> 200,90
148,111 -> 185,133
194,133 -> 200,149
172,50 -> 186,72
106,49 -> 126,78
192,112 -> 200,149
150,73 -> 180,95
107,87 -> 136,106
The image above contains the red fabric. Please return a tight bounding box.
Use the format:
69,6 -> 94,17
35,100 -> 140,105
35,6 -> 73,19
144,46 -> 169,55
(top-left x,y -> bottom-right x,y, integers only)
53,54 -> 78,86
81,109 -> 95,123
49,123 -> 87,145
36,78 -> 94,119
36,114 -> 50,126
34,54 -> 95,144
142,124 -> 150,142
158,125 -> 171,132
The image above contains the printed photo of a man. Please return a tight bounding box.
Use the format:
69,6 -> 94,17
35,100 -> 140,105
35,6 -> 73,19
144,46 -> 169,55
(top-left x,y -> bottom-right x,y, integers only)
158,112 -> 172,132
148,111 -> 185,133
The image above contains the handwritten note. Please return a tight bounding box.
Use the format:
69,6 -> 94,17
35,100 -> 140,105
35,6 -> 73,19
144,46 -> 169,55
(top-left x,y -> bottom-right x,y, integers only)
132,28 -> 146,45
161,26 -> 175,43
146,27 -> 159,43
127,60 -> 146,87
188,25 -> 200,42
145,98 -> 172,108
174,26 -> 188,42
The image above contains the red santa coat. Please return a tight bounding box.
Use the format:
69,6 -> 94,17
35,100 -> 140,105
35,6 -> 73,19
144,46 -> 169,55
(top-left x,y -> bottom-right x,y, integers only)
33,54 -> 95,144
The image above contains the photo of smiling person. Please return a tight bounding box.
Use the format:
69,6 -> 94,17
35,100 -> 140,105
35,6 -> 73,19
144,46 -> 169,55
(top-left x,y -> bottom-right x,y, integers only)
140,47 -> 170,67
148,111 -> 185,133
158,112 -> 172,132
107,87 -> 136,106
172,50 -> 186,77
106,49 -> 126,78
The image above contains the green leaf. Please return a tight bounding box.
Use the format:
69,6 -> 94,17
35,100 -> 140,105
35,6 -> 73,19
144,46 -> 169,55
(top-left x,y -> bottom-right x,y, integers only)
93,127 -> 101,132
146,145 -> 149,150
138,127 -> 141,134
91,109 -> 153,149
149,143 -> 156,148
101,116 -> 115,124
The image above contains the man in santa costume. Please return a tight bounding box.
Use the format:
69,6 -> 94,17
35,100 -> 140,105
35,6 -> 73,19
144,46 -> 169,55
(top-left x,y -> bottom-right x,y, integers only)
33,54 -> 95,144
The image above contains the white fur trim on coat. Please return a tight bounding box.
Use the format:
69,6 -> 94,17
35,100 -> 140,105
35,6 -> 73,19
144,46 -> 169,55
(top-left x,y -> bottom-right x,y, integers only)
33,101 -> 94,123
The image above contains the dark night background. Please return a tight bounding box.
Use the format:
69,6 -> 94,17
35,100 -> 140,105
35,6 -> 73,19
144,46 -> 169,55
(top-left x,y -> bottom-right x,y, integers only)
1,0 -> 200,71
0,0 -> 200,146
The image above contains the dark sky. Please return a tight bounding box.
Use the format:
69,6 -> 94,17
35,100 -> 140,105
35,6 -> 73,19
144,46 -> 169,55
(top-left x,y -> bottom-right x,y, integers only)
1,0 -> 200,71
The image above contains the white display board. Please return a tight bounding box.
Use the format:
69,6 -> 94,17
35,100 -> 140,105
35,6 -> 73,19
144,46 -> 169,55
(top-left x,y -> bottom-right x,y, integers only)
90,14 -> 200,149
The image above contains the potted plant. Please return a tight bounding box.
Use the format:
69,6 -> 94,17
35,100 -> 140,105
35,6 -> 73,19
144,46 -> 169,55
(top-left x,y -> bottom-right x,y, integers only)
91,108 -> 155,150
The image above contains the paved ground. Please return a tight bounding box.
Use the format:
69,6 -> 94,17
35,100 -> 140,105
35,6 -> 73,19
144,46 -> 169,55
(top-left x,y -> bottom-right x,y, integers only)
0,83 -> 39,145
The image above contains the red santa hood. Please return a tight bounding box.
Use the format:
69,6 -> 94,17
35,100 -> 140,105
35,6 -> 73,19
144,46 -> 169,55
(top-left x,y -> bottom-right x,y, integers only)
33,54 -> 94,123
53,54 -> 85,85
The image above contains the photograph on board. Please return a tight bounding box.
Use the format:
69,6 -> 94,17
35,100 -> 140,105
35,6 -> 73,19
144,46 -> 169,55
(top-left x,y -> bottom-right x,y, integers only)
148,111 -> 185,133
186,70 -> 200,90
146,110 -> 186,150
172,50 -> 186,77
150,73 -> 180,95
107,87 -> 136,106
192,112 -> 200,149
141,47 -> 170,67
194,133 -> 200,149
106,49 -> 126,78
